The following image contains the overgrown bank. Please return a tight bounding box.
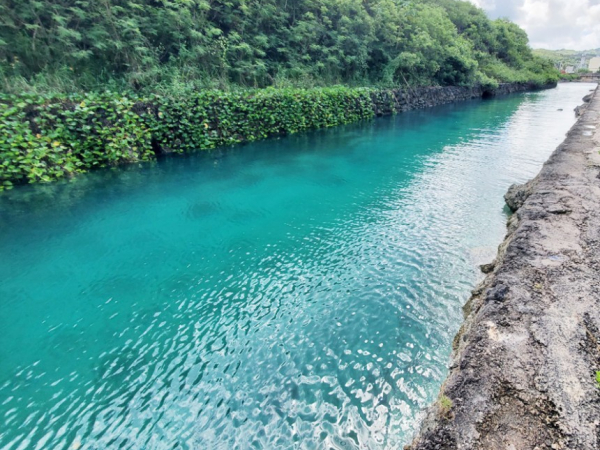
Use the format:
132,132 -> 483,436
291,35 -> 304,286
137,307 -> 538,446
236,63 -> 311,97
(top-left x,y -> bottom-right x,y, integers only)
0,0 -> 561,189
0,82 -> 553,188
409,86 -> 600,449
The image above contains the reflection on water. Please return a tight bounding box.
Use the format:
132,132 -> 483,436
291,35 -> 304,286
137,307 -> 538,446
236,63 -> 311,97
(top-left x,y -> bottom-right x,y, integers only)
0,83 -> 593,450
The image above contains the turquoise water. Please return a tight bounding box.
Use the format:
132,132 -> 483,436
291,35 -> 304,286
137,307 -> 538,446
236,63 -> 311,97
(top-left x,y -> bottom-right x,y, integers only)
0,83 -> 594,450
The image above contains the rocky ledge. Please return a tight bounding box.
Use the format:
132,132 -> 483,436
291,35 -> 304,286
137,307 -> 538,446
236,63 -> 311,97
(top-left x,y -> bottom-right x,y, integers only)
409,85 -> 600,450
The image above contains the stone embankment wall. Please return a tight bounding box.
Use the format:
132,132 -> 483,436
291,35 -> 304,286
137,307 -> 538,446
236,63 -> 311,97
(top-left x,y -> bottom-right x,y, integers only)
0,82 -> 554,188
371,82 -> 555,115
409,86 -> 600,450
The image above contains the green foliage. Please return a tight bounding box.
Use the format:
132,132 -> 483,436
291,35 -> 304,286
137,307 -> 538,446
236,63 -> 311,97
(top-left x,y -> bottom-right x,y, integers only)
0,0 -> 560,188
474,70 -> 499,90
479,55 -> 558,87
0,87 -> 376,187
558,73 -> 581,82
147,87 -> 374,154
0,0 -> 558,93
0,92 -> 154,186
596,371 -> 600,388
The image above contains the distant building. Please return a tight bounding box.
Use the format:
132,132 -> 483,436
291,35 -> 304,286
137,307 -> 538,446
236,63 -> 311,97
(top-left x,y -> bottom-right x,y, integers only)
589,57 -> 600,73
565,66 -> 575,74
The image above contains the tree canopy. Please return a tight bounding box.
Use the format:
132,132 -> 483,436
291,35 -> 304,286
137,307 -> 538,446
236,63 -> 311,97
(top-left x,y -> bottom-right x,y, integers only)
0,0 -> 558,93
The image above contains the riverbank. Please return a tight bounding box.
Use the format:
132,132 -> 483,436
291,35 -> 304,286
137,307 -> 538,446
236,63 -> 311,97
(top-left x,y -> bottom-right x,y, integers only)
0,82 -> 554,189
409,85 -> 600,449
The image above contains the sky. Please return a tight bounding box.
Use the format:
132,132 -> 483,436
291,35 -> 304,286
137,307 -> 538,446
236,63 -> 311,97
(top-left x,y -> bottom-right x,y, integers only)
466,0 -> 600,51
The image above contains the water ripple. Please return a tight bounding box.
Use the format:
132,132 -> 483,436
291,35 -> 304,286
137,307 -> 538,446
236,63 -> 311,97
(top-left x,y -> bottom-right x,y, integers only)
0,83 -> 594,450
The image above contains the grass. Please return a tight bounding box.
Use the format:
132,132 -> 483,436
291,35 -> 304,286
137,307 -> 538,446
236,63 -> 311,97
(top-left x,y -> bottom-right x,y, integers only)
439,394 -> 454,414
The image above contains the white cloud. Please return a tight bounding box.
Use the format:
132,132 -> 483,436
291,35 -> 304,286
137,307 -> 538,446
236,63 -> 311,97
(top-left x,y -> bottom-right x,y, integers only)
466,0 -> 600,50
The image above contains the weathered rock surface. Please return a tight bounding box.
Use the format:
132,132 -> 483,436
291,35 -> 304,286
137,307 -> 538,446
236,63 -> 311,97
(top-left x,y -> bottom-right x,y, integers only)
504,179 -> 537,212
409,86 -> 600,450
575,104 -> 588,117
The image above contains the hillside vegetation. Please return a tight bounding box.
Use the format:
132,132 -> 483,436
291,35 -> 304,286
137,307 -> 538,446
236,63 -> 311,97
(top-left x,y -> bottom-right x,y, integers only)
533,48 -> 600,69
0,0 -> 559,189
0,0 -> 558,93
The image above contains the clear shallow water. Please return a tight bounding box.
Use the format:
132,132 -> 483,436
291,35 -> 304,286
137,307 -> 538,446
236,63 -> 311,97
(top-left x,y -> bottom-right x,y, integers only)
0,83 -> 594,450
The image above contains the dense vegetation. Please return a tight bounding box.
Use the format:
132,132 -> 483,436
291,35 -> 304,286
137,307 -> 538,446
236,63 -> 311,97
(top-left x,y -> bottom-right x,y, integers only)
0,0 -> 558,93
1,82 -> 548,189
0,87 -> 381,187
0,0 -> 559,188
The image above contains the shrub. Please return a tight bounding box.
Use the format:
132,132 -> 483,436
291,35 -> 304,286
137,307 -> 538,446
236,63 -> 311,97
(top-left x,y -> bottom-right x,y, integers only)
0,92 -> 153,187
0,87 -> 375,188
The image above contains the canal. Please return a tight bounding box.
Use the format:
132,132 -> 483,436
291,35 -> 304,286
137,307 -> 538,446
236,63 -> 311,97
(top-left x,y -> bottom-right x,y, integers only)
0,83 -> 594,450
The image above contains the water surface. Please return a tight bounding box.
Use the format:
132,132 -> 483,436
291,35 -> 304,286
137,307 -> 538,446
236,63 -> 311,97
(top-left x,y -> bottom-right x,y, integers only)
0,83 -> 594,450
